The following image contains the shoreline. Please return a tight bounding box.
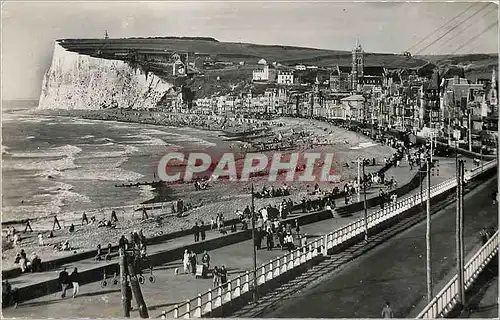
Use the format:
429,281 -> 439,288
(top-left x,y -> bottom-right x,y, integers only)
2,108 -> 396,269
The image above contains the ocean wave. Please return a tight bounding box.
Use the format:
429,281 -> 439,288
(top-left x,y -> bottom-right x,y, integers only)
81,135 -> 95,139
34,189 -> 92,208
123,135 -> 168,146
2,145 -> 10,155
10,144 -> 82,159
78,144 -> 140,159
61,158 -> 144,182
8,156 -> 80,173
95,137 -> 116,143
26,136 -> 36,140
139,128 -> 177,136
39,181 -> 74,192
137,185 -> 155,203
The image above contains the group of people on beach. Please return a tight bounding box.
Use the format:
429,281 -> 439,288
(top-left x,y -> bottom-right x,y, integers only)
14,249 -> 42,273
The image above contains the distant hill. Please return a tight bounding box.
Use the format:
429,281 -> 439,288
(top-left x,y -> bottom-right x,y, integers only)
56,37 -> 497,99
58,37 -> 429,68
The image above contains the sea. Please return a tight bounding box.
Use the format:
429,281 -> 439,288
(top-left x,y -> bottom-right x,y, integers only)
2,100 -> 230,223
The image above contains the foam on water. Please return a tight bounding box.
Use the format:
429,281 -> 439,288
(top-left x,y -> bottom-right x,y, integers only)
34,182 -> 91,208
95,137 -> 116,143
123,134 -> 169,146
139,128 -> 177,136
2,145 -> 10,155
61,157 -> 144,182
136,185 -> 156,204
9,144 -> 82,159
81,135 -> 95,139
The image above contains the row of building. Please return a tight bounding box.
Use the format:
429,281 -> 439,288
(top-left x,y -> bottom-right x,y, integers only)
162,40 -> 498,147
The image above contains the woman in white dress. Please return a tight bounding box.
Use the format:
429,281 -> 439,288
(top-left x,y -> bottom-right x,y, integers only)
183,249 -> 190,274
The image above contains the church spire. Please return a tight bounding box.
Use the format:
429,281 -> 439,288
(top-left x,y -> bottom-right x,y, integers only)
492,67 -> 497,89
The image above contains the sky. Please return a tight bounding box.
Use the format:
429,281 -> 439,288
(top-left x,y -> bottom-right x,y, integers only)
1,1 -> 499,100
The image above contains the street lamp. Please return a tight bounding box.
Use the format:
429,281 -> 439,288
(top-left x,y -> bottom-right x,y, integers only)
352,158 -> 369,241
250,184 -> 257,303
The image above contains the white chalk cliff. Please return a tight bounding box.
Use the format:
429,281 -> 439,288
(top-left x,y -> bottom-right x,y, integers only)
38,42 -> 173,110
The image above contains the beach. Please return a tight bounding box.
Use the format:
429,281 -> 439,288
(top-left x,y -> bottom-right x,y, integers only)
2,106 -> 395,269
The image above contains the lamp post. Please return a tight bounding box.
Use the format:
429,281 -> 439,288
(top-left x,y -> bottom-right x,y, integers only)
425,156 -> 433,303
250,184 -> 257,303
418,156 -> 433,303
362,159 -> 368,242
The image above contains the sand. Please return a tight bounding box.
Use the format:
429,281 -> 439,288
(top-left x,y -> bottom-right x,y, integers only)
2,112 -> 395,270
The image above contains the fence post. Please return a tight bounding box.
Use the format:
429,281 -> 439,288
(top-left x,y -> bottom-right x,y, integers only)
185,300 -> 190,319
282,255 -> 288,273
267,261 -> 273,281
234,278 -> 241,297
274,258 -> 281,277
215,287 -> 222,307
205,290 -> 212,314
243,271 -> 249,292
225,282 -> 232,302
194,294 -> 202,317
323,234 -> 328,255
174,305 -> 179,319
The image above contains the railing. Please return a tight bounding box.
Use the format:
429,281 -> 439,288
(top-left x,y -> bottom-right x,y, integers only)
163,160 -> 496,318
171,240 -> 323,319
416,230 -> 499,318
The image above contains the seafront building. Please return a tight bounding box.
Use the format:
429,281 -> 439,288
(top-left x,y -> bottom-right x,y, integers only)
188,40 -> 498,150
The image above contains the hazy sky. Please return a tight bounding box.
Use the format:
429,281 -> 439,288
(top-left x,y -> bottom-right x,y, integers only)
1,1 -> 499,100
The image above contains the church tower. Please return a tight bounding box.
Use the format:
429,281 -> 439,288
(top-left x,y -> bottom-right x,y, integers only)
351,37 -> 364,91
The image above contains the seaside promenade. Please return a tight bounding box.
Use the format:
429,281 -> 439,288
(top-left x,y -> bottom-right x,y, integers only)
2,156 -> 476,318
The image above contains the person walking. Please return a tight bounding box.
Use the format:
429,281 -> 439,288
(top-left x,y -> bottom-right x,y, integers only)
381,302 -> 394,318
200,221 -> 206,241
81,212 -> 89,225
183,249 -> 190,274
193,222 -> 200,242
220,265 -> 228,290
58,267 -> 70,298
213,266 -> 220,288
189,251 -> 197,275
70,267 -> 80,298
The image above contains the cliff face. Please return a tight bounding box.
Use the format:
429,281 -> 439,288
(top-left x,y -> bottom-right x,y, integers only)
38,43 -> 173,110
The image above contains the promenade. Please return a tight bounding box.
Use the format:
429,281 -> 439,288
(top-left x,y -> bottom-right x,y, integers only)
2,156 -> 474,318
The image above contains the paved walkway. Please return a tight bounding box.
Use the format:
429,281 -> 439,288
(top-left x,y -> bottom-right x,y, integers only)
2,156 -> 471,318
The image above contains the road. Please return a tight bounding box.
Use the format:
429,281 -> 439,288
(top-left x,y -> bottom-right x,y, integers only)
262,177 -> 498,318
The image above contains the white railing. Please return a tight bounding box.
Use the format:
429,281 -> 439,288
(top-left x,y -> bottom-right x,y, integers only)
416,230 -> 499,318
163,160 -> 496,318
168,240 -> 324,319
